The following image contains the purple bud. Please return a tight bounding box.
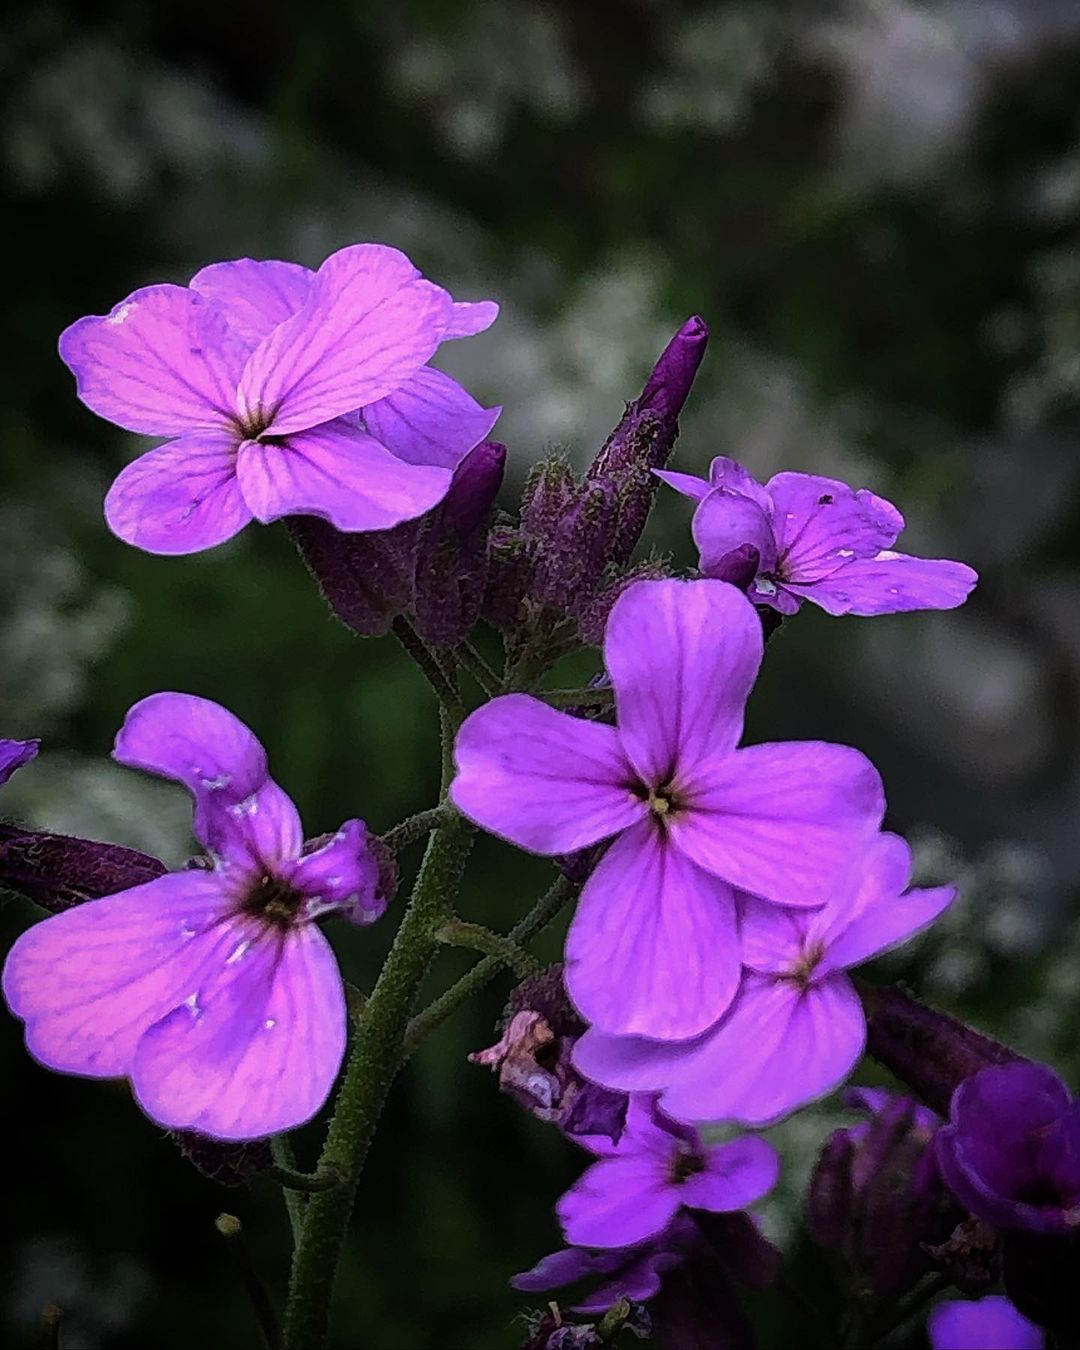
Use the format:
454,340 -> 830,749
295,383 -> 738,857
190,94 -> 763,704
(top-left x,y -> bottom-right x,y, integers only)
0,824 -> 166,913
288,516 -> 416,638
529,482 -> 617,612
706,544 -> 760,590
575,557 -> 672,648
412,442 -> 506,646
482,526 -> 535,632
171,1131 -> 273,1186
860,983 -> 1020,1115
585,317 -> 709,566
807,1129 -> 856,1249
521,457 -> 578,538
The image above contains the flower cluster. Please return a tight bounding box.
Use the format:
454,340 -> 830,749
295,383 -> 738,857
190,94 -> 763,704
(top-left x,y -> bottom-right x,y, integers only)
5,239 -> 1059,1348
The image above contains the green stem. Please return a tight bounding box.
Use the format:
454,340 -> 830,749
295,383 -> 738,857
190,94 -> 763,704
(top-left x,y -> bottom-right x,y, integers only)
267,1164 -> 343,1194
379,803 -> 455,853
540,686 -> 613,709
216,1214 -> 282,1350
435,919 -> 540,978
402,873 -> 577,1057
391,616 -> 464,717
455,640 -> 503,697
271,1136 -> 305,1248
281,815 -> 473,1350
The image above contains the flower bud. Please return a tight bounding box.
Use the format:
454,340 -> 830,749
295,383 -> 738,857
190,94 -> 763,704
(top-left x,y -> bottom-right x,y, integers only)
860,983 -> 1019,1116
585,317 -> 708,566
0,824 -> 166,913
529,482 -> 617,612
482,525 -> 535,632
288,516 -> 416,638
575,557 -> 671,648
411,442 -> 506,647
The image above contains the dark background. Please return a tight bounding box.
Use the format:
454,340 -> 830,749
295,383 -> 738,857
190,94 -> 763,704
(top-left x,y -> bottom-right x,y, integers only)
3,1 -> 1080,1346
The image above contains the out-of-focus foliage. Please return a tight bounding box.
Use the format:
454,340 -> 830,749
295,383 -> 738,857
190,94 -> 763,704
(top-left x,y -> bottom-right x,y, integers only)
3,1 -> 1080,1346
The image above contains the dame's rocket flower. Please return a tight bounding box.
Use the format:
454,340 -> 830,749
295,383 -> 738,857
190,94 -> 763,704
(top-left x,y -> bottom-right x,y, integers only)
574,833 -> 954,1126
59,245 -> 500,554
657,458 -> 977,617
0,737 -> 39,785
451,578 -> 884,1041
2,693 -> 386,1140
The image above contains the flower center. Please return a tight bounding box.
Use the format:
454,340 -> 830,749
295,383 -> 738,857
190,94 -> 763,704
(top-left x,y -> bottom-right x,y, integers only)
244,873 -> 303,929
637,781 -> 681,821
668,1147 -> 705,1185
232,407 -> 277,441
784,941 -> 825,991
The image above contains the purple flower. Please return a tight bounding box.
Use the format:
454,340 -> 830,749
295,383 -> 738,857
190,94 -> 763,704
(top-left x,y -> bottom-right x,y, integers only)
556,1097 -> 778,1250
0,737 -> 39,786
936,1062 -> 1080,1237
59,246 -> 500,554
928,1296 -> 1044,1350
574,832 -> 953,1126
656,458 -> 977,617
451,577 -> 885,1040
2,693 -> 385,1139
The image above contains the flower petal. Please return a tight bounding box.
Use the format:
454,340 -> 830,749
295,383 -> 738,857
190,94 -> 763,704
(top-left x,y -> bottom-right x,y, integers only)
113,692 -> 301,863
1,871 -> 232,1078
511,1246 -> 624,1293
0,738 -> 39,787
557,1154 -> 680,1249
450,694 -> 644,855
237,243 -> 451,435
573,1026 -> 695,1096
445,299 -> 499,338
104,433 -> 252,555
59,284 -> 244,435
672,741 -> 885,907
692,490 -> 778,577
682,1136 -> 780,1213
786,551 -> 978,616
707,456 -> 773,512
653,468 -> 712,503
287,819 -> 383,926
659,974 -> 866,1126
131,922 -> 346,1139
606,579 -> 763,786
812,833 -> 955,974
738,895 -> 808,974
361,367 -> 501,469
928,1296 -> 1044,1350
767,472 -> 903,583
565,821 -> 740,1040
189,258 -> 314,346
236,420 -> 452,532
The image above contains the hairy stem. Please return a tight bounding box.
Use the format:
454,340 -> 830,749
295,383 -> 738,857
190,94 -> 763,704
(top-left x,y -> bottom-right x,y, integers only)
540,686 -> 614,709
391,617 -> 464,717
435,919 -> 540,978
455,640 -> 503,697
271,1136 -> 305,1248
403,873 -> 577,1057
281,815 -> 473,1350
379,803 -> 456,853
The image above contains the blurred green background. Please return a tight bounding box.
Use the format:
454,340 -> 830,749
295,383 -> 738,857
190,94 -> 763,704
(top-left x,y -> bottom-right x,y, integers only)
3,1 -> 1080,1346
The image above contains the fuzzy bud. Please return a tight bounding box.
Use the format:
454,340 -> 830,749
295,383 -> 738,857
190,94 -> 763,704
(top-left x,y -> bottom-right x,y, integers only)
575,557 -> 672,648
528,481 -> 617,612
482,525 -> 535,632
411,442 -> 506,646
0,825 -> 166,913
288,516 -> 416,638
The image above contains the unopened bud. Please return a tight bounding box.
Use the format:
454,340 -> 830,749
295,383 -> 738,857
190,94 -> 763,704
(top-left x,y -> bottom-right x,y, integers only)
529,482 -> 616,612
0,825 -> 166,913
482,526 -> 535,632
288,516 -> 416,638
575,557 -> 672,648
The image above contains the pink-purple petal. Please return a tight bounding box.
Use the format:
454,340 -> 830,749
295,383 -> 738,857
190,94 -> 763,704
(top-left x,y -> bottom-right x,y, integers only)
653,468 -> 713,503
189,258 -> 314,347
450,694 -> 644,855
103,433 -> 252,556
681,1136 -> 781,1214
236,420 -> 452,532
606,579 -> 763,786
707,456 -> 774,512
287,819 -> 383,926
672,741 -> 885,907
1,871 -> 232,1078
692,489 -> 778,577
556,1153 -> 680,1249
767,473 -> 904,582
444,299 -> 499,338
787,552 -> 979,616
0,738 -> 39,787
738,895 -> 808,974
659,974 -> 866,1126
928,1297 -> 1045,1350
237,244 -> 450,435
59,284 -> 244,435
130,922 -> 346,1139
361,367 -> 501,469
565,822 -> 740,1040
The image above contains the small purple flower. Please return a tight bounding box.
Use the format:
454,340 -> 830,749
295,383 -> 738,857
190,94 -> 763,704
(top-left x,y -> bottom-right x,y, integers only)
451,578 -> 885,1040
556,1097 -> 778,1250
936,1062 -> 1080,1237
0,737 -> 39,786
928,1296 -> 1044,1350
2,693 -> 385,1139
574,832 -> 953,1126
59,246 -> 500,554
657,458 -> 977,617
